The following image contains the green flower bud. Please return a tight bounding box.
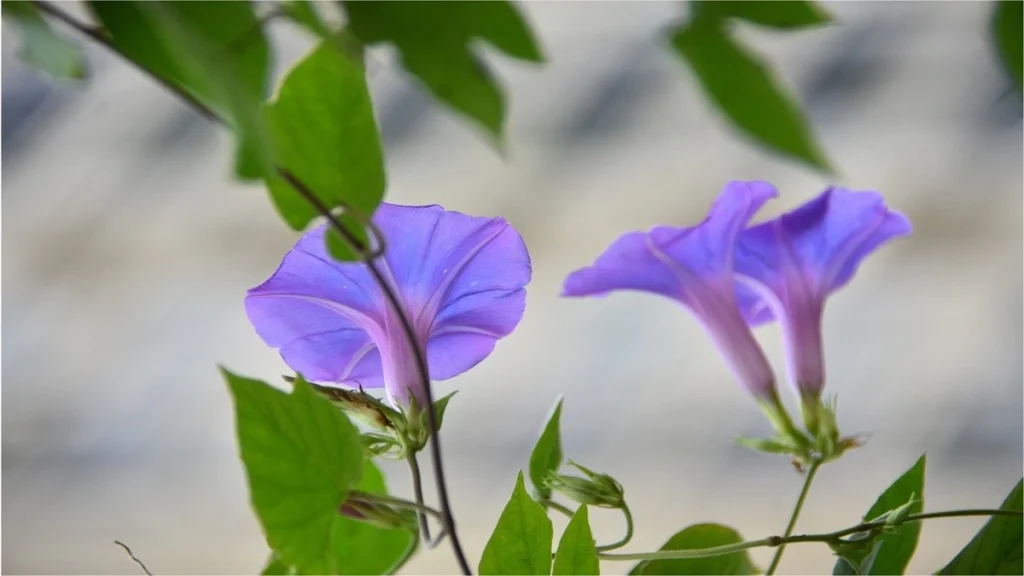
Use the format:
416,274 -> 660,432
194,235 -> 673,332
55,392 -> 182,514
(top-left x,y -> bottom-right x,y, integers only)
806,396 -> 865,463
338,491 -> 417,531
304,380 -> 405,433
879,492 -> 918,534
545,461 -> 625,509
398,391 -> 459,454
362,433 -> 403,458
400,394 -> 431,452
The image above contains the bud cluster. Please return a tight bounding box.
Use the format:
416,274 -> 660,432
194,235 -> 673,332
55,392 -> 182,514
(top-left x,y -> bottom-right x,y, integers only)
742,394 -> 865,468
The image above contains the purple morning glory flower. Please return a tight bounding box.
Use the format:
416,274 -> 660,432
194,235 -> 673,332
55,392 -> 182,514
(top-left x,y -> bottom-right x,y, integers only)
732,187 -> 911,404
245,203 -> 531,409
561,181 -> 782,406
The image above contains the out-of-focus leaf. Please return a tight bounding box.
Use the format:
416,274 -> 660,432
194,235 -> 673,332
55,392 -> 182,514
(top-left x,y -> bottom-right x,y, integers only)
260,553 -> 296,575
256,461 -> 417,575
669,14 -> 831,173
342,0 -> 543,143
2,1 -> 85,78
479,471 -> 553,575
223,370 -> 366,574
937,478 -> 1023,575
263,39 -> 385,238
280,0 -> 333,40
699,0 -> 832,30
88,0 -> 271,180
553,505 -> 599,575
832,455 -> 925,575
629,524 -> 758,575
991,0 -> 1023,92
529,397 -> 564,500
326,460 -> 419,574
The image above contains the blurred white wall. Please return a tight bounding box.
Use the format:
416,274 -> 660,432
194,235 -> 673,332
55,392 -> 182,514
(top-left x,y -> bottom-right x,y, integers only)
2,2 -> 1021,574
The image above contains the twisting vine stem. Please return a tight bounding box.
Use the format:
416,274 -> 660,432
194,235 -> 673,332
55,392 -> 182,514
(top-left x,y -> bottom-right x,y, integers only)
34,2 -> 472,572
596,503 -> 634,552
598,508 -> 1024,562
542,499 -> 634,552
114,541 -> 153,576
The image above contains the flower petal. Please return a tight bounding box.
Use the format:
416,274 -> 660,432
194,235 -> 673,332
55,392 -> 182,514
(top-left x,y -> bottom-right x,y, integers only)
560,230 -> 685,299
256,225 -> 381,315
561,180 -> 778,303
373,204 -> 530,315
280,329 -> 383,386
371,203 -> 530,382
561,181 -> 780,402
245,202 -> 531,401
244,225 -> 385,385
733,187 -> 912,320
732,186 -> 911,399
426,330 -> 500,381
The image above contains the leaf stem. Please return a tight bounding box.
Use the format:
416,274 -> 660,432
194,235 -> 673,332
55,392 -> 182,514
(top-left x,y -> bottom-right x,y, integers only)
543,499 -> 634,552
765,459 -> 822,575
542,499 -> 575,518
598,508 -> 1023,562
36,3 -> 473,572
406,452 -> 433,543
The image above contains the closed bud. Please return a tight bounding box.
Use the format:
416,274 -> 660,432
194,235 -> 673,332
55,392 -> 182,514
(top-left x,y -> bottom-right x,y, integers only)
338,491 -> 417,531
880,492 -> 917,533
307,381 -> 405,433
808,396 -> 855,462
362,433 -> 402,458
400,393 -> 431,452
545,461 -> 625,509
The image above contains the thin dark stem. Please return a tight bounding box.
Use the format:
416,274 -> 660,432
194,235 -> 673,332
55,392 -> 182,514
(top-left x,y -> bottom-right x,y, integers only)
113,541 -> 153,576
40,3 -> 472,573
765,459 -> 821,575
407,452 -> 433,543
34,1 -> 104,42
34,1 -> 219,123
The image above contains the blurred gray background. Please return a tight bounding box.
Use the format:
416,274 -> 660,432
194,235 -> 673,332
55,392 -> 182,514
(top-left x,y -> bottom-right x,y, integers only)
3,1 -> 1022,574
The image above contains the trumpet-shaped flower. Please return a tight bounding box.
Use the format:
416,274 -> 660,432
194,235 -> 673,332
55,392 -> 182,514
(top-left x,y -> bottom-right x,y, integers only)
732,187 -> 911,405
561,181 -> 782,405
245,203 -> 531,409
